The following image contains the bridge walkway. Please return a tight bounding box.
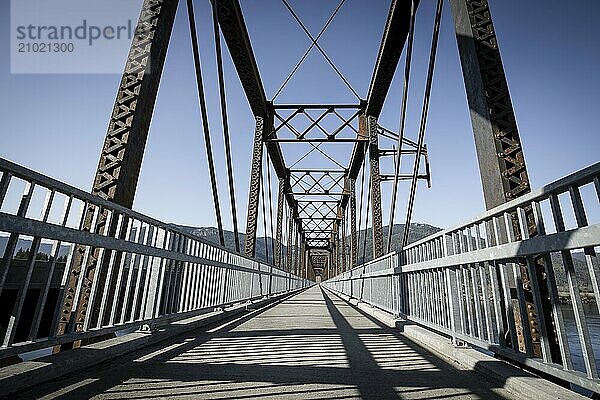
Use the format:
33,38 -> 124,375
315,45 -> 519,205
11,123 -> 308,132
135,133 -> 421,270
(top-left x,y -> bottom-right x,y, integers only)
13,286 -> 515,399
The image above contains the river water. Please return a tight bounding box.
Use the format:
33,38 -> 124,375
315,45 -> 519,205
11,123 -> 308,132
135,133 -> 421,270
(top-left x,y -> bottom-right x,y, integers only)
562,303 -> 600,374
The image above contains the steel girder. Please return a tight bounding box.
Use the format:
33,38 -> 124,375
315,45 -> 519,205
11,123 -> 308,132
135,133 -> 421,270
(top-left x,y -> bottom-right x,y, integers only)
339,0 -> 422,258
363,115 -> 384,259
270,104 -> 363,268
244,116 -> 266,257
294,227 -> 300,276
57,0 -> 179,343
449,0 -> 556,361
212,1 -> 295,257
275,178 -> 285,268
349,178 -> 358,268
366,0 -> 421,118
213,0 -> 267,116
449,0 -> 529,209
286,207 -> 294,272
215,0 -> 426,273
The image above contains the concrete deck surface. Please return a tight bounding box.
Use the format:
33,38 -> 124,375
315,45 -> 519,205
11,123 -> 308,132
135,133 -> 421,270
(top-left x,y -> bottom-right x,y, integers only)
9,286 -> 516,399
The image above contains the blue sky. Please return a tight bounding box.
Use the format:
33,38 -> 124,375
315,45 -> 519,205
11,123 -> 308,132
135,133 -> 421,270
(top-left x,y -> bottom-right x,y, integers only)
0,0 -> 598,234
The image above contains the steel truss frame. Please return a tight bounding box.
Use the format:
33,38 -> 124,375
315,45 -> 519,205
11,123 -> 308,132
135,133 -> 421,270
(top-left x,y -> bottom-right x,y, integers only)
65,0 -> 536,300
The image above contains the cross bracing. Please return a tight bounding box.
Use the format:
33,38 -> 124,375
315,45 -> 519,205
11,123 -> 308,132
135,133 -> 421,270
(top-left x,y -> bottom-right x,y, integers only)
1,0 -> 596,396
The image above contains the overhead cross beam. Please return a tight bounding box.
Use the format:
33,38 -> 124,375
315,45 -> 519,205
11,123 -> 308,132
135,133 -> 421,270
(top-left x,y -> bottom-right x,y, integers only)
217,0 -> 429,265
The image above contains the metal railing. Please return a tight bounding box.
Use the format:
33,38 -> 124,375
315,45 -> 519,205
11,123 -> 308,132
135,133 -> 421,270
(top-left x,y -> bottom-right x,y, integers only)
324,162 -> 600,394
0,158 -> 311,357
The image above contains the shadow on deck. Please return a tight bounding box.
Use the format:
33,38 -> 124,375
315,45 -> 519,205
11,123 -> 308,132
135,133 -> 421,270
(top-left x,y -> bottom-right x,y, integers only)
9,286 -> 516,399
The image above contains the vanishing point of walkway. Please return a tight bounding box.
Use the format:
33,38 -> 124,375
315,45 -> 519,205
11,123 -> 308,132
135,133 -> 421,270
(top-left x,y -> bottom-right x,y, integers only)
13,287 -> 514,399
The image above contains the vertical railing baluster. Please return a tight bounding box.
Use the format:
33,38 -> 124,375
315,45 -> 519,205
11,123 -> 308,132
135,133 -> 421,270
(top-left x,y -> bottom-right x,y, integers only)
82,209 -> 114,330
144,229 -> 167,320
456,266 -> 466,335
108,220 -> 135,325
161,232 -> 178,314
3,185 -> 51,347
531,201 -> 572,368
130,225 -> 155,321
178,238 -> 192,312
485,218 -> 504,345
67,205 -> 100,333
550,194 -> 598,378
475,223 -> 493,342
493,215 -> 518,351
95,213 -> 125,327
569,186 -> 600,316
138,226 -> 159,319
594,176 -> 600,202
0,182 -> 36,293
517,207 -> 551,362
120,223 -> 147,323
169,235 -> 185,312
28,194 -> 73,341
0,172 -> 13,208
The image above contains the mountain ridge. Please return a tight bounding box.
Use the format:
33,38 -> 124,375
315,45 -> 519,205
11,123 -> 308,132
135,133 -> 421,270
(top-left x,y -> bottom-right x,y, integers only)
178,223 -> 442,264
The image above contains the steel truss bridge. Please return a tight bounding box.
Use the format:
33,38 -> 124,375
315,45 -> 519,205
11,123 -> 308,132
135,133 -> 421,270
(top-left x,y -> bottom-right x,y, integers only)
0,0 -> 599,398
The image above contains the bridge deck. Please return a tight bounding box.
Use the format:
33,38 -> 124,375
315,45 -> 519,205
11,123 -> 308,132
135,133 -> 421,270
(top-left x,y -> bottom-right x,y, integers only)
15,287 -> 514,399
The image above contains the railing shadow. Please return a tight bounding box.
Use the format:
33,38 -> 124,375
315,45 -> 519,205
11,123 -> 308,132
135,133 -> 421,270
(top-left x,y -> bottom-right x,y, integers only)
7,287 -> 516,400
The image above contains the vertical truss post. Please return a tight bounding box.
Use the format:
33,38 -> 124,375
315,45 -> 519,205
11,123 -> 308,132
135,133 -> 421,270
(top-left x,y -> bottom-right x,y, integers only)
304,249 -> 314,281
300,236 -> 306,279
286,206 -> 294,272
449,0 -> 529,208
449,0 -> 556,360
56,0 -> 179,345
330,234 -> 337,277
245,116 -> 267,257
361,115 -> 384,259
335,231 -> 343,275
275,178 -> 285,268
294,225 -> 300,276
304,246 -> 312,280
341,209 -> 347,272
349,178 -> 358,268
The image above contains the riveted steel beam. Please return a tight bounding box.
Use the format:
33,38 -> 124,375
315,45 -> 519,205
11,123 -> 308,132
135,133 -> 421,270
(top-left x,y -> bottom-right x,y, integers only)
56,0 -> 179,346
362,115 -> 384,259
448,0 -> 529,209
244,116 -> 266,257
349,178 -> 358,268
286,206 -> 294,272
366,0 -> 421,118
275,178 -> 285,268
213,0 -> 267,116
214,4 -> 297,254
449,0 -> 556,361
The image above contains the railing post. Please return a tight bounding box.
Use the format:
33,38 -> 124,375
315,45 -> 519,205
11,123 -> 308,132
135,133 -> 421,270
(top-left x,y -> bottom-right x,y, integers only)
56,0 -> 179,344
140,229 -> 166,330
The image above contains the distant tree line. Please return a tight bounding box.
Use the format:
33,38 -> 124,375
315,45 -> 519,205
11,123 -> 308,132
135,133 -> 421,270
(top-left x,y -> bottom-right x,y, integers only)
13,248 -> 68,262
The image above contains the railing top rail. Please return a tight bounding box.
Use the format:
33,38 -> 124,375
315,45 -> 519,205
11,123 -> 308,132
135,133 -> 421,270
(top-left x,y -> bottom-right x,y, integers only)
0,157 -> 277,270
359,251 -> 397,267
403,161 -> 600,251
